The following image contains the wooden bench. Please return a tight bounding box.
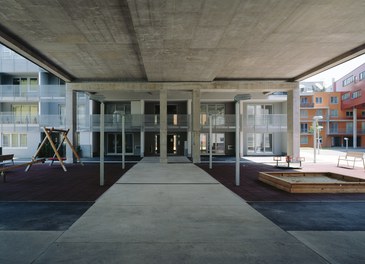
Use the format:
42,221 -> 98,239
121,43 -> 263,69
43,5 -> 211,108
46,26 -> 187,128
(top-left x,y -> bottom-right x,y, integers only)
0,154 -> 14,167
274,155 -> 305,168
0,158 -> 45,182
337,151 -> 365,169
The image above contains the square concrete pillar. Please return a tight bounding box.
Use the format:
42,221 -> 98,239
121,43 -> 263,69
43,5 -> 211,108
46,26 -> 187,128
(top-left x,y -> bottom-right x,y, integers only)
192,89 -> 201,163
160,89 -> 167,163
287,82 -> 300,158
65,85 -> 76,163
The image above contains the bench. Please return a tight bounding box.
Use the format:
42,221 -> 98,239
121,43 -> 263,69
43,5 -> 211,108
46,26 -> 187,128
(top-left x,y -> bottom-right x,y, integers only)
274,155 -> 305,168
337,151 -> 365,169
0,154 -> 14,167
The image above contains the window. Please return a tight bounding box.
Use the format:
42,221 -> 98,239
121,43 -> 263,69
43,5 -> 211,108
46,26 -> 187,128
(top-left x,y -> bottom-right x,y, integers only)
362,111 -> 365,117
201,104 -> 225,126
12,104 -> 38,124
300,123 -> 308,133
330,96 -> 338,104
2,133 -> 27,147
300,110 -> 308,118
346,122 -> 353,133
330,109 -> 338,117
300,136 -> 308,144
343,75 -> 354,86
330,123 -> 338,133
360,71 -> 365,81
13,77 -> 38,95
301,97 -> 308,105
342,93 -> 350,101
315,97 -> 322,104
352,90 -> 361,99
316,109 -> 323,116
200,133 -> 225,154
346,111 -> 353,117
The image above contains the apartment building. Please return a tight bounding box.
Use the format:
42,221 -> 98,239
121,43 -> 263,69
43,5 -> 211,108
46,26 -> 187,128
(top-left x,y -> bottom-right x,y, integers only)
300,64 -> 365,148
0,45 -> 66,158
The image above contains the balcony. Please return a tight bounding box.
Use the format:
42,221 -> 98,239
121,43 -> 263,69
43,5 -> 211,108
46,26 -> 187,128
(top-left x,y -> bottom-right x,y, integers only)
0,84 -> 66,101
0,113 -> 66,132
300,102 -> 314,108
246,114 -> 287,133
78,114 -> 288,134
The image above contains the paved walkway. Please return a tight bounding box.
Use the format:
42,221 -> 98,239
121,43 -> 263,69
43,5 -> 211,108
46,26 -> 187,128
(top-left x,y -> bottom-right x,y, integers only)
26,160 -> 328,263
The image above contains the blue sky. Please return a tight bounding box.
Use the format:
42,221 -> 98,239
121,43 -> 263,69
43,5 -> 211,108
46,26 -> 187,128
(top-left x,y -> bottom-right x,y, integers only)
303,53 -> 365,87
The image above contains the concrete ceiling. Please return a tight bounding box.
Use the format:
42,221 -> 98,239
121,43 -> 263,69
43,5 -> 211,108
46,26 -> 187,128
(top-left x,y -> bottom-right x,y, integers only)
1,0 -> 365,83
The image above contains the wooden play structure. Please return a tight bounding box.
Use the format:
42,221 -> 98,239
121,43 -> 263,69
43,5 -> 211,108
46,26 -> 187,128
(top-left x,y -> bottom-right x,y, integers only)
26,127 -> 83,172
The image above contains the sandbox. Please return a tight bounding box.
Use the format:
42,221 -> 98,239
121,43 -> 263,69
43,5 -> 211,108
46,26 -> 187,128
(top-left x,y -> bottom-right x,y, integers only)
258,172 -> 365,193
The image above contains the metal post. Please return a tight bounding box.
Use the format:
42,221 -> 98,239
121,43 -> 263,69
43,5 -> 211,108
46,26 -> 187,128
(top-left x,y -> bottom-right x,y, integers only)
312,116 -> 322,163
122,115 -> 125,169
313,119 -> 317,163
209,115 -> 212,169
235,101 -> 240,186
100,102 -> 105,186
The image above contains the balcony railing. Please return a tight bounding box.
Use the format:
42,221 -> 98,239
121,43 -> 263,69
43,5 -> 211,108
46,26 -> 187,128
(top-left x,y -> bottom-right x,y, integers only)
246,114 -> 287,132
0,113 -> 66,132
77,113 -> 288,133
0,84 -> 66,100
300,102 -> 314,108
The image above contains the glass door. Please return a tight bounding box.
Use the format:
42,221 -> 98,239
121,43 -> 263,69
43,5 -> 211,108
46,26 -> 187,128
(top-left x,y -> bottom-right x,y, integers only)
247,133 -> 273,154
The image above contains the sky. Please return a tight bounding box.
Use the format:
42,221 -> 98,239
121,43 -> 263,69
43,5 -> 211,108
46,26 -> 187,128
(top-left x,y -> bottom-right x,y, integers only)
303,53 -> 365,87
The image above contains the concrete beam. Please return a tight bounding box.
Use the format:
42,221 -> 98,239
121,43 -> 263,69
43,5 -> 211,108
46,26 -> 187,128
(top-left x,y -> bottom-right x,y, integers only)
0,25 -> 74,82
68,81 -> 295,93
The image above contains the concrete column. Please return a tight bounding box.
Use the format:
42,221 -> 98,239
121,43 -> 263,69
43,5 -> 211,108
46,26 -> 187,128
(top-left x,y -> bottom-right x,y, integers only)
187,99 -> 192,157
241,102 -> 248,156
140,99 -> 145,157
239,101 -> 244,157
353,107 -> 357,148
160,89 -> 167,163
65,85 -> 76,163
286,82 -> 300,158
192,89 -> 201,163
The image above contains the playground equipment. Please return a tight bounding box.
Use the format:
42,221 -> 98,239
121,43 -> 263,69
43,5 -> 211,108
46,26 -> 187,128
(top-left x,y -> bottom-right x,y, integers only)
26,127 -> 83,172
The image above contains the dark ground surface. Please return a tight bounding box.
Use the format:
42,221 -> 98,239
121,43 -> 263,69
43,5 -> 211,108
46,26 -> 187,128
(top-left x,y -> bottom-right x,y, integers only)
198,162 -> 365,231
0,163 -> 134,201
2,160 -> 365,232
0,162 -> 134,230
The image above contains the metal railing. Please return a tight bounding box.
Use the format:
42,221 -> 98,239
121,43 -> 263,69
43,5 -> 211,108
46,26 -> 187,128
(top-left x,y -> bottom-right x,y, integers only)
246,114 -> 287,132
77,113 -> 288,133
0,84 -> 66,100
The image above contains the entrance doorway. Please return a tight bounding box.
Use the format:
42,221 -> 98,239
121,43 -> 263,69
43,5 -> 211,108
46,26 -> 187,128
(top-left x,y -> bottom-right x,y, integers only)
107,133 -> 133,155
154,134 -> 177,155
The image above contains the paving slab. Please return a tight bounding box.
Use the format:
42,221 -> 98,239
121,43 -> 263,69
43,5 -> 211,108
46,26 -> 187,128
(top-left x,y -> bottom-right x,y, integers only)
118,162 -> 217,184
0,231 -> 62,264
290,231 -> 365,264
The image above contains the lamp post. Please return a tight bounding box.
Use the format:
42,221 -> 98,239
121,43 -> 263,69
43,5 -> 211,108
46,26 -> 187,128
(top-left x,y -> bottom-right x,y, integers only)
313,115 -> 323,163
234,94 -> 251,186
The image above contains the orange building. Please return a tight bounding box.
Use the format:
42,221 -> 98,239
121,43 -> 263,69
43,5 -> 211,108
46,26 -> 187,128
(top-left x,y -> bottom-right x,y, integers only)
300,64 -> 365,148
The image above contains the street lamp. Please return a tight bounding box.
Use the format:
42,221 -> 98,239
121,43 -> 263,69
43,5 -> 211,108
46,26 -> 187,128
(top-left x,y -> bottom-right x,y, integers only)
313,115 -> 323,163
234,94 -> 251,186
344,137 -> 349,151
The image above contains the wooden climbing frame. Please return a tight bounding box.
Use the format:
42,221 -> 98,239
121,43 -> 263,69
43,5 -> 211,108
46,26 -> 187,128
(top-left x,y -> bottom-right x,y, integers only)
26,127 -> 83,172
